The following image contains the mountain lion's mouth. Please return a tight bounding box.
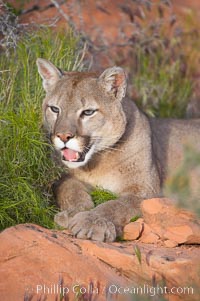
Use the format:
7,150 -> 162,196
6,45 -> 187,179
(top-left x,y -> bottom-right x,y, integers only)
61,146 -> 91,162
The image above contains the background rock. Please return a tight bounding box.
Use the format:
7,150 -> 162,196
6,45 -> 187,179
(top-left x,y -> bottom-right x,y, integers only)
7,0 -> 200,73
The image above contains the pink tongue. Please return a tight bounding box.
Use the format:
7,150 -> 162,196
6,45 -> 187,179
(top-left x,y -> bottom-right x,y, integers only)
62,148 -> 78,161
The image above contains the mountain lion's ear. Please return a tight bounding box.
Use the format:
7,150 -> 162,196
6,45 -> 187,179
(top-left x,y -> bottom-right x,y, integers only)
36,58 -> 63,93
98,67 -> 127,101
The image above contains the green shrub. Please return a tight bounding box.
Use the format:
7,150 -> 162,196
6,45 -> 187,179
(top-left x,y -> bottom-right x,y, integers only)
0,28 -> 79,230
128,2 -> 194,119
133,49 -> 192,118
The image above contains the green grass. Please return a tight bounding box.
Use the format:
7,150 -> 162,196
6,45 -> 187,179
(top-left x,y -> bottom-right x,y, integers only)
0,28 -> 79,230
91,187 -> 117,207
134,245 -> 142,265
130,216 -> 140,223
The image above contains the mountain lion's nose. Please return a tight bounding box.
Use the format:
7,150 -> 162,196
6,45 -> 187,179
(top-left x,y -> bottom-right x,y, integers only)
56,132 -> 74,143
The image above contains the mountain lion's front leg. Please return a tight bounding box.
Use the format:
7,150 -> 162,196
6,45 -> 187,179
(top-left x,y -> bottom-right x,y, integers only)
54,175 -> 94,228
68,194 -> 142,242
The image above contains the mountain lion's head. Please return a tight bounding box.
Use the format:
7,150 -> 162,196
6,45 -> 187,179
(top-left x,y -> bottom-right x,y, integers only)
37,59 -> 127,168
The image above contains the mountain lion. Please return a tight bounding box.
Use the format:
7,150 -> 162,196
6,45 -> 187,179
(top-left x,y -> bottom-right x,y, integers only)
37,58 -> 200,242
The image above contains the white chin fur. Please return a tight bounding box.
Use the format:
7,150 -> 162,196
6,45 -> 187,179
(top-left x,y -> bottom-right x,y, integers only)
62,144 -> 95,169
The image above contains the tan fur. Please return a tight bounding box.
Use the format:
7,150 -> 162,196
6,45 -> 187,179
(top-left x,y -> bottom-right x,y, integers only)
37,58 -> 200,242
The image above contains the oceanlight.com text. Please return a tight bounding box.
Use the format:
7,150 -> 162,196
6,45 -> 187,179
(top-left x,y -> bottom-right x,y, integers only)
108,284 -> 194,297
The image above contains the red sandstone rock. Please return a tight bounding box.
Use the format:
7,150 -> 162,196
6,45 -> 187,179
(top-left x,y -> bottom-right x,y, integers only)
123,218 -> 160,244
0,224 -> 199,301
124,198 -> 200,247
0,224 -> 127,301
141,198 -> 200,245
123,218 -> 143,240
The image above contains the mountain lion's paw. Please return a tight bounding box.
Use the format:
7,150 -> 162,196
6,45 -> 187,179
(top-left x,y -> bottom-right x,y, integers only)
68,211 -> 116,242
54,210 -> 69,228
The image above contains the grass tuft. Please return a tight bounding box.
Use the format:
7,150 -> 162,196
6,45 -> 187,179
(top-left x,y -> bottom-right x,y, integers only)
90,187 -> 117,207
0,28 -> 79,230
134,245 -> 142,265
130,216 -> 140,223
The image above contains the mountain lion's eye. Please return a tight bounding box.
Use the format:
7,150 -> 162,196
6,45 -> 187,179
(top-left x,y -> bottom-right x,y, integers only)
49,106 -> 59,113
82,109 -> 97,117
